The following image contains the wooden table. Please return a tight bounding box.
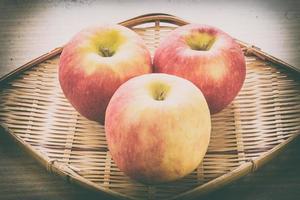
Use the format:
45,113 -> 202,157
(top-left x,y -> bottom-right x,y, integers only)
0,1 -> 299,199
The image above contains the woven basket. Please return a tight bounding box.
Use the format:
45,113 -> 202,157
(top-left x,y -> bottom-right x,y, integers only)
0,13 -> 299,200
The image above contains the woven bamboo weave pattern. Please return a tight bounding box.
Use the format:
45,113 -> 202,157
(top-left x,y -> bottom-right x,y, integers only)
0,15 -> 299,200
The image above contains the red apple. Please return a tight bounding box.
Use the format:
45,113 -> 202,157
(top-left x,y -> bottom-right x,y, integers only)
59,24 -> 152,123
105,73 -> 211,184
154,24 -> 246,114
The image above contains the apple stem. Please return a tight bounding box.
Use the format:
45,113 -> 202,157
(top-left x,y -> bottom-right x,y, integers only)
157,91 -> 165,101
101,47 -> 113,57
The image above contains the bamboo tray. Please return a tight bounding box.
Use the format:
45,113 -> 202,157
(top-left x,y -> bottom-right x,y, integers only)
0,13 -> 299,200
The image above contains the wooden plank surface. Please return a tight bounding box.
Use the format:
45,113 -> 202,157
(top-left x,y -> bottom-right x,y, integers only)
0,0 -> 300,200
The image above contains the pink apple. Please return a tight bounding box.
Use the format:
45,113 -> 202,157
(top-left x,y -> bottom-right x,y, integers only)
59,24 -> 152,123
105,73 -> 211,184
154,24 -> 246,114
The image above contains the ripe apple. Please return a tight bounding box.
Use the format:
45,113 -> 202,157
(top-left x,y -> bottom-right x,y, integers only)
59,24 -> 152,123
105,73 -> 211,184
153,24 -> 246,114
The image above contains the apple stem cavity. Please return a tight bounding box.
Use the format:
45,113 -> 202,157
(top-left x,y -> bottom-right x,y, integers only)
185,32 -> 216,51
99,47 -> 114,57
148,82 -> 171,101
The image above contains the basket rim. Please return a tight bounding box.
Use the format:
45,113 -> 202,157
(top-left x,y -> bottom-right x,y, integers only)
0,13 -> 299,200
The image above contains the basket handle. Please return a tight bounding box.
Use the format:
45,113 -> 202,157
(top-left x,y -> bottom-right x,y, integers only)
119,13 -> 189,27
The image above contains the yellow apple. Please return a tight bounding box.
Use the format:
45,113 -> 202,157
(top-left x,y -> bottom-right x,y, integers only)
105,73 -> 211,184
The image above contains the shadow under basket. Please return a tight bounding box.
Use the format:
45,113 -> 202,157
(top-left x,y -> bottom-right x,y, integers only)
0,13 -> 299,200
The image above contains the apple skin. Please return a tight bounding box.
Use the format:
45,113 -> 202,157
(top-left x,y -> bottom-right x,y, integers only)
59,24 -> 152,123
105,73 -> 211,184
153,24 -> 246,114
